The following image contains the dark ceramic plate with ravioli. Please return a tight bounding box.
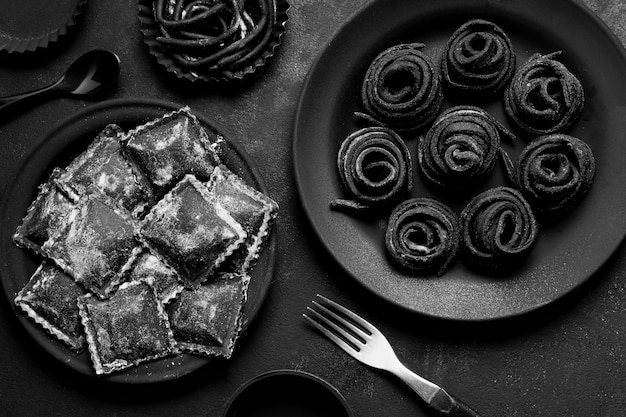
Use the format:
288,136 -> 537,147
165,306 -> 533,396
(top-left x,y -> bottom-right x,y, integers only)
293,0 -> 626,320
0,99 -> 276,383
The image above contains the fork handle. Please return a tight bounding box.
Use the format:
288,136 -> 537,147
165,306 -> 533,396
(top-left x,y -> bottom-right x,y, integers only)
392,363 -> 482,416
429,388 -> 482,417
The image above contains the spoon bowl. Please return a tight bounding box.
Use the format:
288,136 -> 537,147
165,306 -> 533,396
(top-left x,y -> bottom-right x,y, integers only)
57,50 -> 121,96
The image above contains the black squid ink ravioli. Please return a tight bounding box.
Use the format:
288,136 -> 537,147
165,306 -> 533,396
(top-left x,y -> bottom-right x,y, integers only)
13,168 -> 75,257
13,106 -> 278,374
15,262 -> 88,352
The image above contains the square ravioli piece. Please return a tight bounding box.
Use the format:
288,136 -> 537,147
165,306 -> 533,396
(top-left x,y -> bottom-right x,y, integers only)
125,249 -> 183,304
139,174 -> 246,289
43,195 -> 141,299
15,262 -> 87,351
123,106 -> 220,196
78,280 -> 176,375
208,165 -> 278,273
13,168 -> 74,256
55,124 -> 154,218
167,273 -> 249,359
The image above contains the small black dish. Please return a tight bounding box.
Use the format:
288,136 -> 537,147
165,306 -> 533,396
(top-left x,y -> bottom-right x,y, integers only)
222,370 -> 353,417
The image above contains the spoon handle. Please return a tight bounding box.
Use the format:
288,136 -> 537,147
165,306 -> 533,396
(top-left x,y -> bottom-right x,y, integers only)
0,82 -> 59,115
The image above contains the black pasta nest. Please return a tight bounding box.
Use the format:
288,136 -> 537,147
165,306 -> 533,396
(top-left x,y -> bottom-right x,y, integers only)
441,19 -> 516,98
331,18 -> 594,277
138,0 -> 289,82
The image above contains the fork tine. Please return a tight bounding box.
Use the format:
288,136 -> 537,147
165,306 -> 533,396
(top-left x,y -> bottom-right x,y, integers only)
311,301 -> 371,342
305,306 -> 365,348
315,294 -> 378,335
302,313 -> 360,359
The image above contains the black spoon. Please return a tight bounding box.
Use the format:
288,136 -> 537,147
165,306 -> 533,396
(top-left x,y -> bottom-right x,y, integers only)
0,50 -> 120,115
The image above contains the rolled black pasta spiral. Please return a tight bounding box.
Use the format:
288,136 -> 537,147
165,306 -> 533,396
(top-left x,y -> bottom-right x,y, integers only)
153,0 -> 277,73
517,134 -> 595,218
359,43 -> 443,133
461,186 -> 538,270
332,126 -> 413,211
418,105 -> 515,191
385,198 -> 460,276
441,19 -> 515,97
504,51 -> 584,135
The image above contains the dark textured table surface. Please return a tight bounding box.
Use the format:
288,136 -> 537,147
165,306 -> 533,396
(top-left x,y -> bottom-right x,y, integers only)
1,1 -> 625,416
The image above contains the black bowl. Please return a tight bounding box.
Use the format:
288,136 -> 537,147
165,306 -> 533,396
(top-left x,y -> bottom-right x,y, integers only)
222,370 -> 353,417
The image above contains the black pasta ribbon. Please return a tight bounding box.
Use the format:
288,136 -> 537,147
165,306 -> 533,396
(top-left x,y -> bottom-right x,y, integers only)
332,126 -> 412,212
441,19 -> 515,97
153,0 -> 276,72
385,198 -> 460,276
516,134 -> 595,218
358,43 -> 443,133
418,105 -> 515,191
504,51 -> 584,135
461,186 -> 538,270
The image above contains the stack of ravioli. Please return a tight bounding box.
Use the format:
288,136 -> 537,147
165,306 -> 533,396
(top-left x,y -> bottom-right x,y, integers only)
12,107 -> 278,375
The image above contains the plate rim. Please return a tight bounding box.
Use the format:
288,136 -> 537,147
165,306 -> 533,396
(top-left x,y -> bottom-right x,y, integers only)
292,0 -> 626,321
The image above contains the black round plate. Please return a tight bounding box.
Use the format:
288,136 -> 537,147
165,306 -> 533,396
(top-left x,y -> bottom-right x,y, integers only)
293,0 -> 626,320
0,98 -> 276,382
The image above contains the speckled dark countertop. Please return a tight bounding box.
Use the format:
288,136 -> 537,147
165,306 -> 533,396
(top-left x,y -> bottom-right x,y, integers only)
1,1 -> 625,416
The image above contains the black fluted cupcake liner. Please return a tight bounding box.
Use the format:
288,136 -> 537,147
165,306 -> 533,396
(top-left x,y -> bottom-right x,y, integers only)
138,0 -> 289,83
0,0 -> 87,53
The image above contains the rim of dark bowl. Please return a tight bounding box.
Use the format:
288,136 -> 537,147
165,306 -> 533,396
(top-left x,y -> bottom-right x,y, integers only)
221,369 -> 353,417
